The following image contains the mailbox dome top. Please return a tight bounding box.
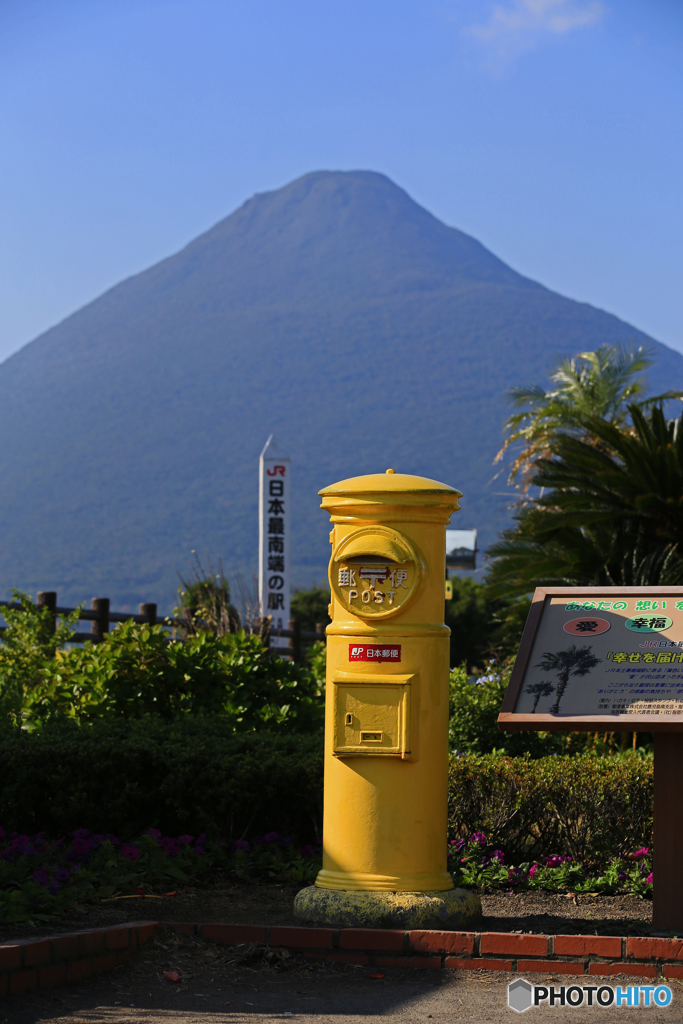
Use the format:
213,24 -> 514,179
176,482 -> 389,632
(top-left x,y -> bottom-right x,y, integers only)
319,472 -> 462,508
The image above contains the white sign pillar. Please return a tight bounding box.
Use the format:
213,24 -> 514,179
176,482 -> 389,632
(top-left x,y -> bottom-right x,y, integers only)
259,435 -> 290,650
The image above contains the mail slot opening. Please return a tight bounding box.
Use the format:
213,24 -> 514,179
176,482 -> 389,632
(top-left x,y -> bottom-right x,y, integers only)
333,678 -> 412,757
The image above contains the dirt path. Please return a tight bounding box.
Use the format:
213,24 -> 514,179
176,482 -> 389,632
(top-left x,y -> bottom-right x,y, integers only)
0,884 -> 654,946
3,930 -> 676,1024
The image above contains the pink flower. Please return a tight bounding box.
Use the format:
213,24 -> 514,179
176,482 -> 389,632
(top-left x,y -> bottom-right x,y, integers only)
120,844 -> 140,862
634,847 -> 650,860
646,872 -> 653,884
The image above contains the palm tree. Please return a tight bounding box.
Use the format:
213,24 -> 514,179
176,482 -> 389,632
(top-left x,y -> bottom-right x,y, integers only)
535,645 -> 601,715
524,680 -> 555,713
487,405 -> 683,597
495,344 -> 681,492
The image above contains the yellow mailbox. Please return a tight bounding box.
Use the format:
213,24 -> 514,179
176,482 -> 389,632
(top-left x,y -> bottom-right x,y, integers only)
295,469 -> 483,930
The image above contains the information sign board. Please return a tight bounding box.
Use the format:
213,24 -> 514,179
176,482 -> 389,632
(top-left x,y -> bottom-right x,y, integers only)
258,435 -> 290,650
498,587 -> 683,732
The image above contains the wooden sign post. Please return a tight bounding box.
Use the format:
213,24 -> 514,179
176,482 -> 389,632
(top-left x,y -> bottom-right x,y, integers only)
498,586 -> 683,932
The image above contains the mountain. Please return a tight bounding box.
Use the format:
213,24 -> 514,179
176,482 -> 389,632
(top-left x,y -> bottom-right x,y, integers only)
0,170 -> 681,611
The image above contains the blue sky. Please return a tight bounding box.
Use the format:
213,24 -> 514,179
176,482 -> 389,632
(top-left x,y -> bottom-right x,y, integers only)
1,0 -> 681,363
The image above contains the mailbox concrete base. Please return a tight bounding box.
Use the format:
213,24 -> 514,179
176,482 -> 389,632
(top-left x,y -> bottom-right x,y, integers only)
293,886 -> 483,931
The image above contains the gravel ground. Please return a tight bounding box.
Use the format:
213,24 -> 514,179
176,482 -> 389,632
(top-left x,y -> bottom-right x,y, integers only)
0,882 -> 653,945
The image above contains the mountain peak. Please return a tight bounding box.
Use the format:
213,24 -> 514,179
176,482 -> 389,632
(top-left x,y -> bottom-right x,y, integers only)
163,168 -> 530,306
0,170 -> 675,608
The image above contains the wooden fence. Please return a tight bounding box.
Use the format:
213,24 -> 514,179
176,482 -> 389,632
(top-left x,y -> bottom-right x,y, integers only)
0,592 -> 325,662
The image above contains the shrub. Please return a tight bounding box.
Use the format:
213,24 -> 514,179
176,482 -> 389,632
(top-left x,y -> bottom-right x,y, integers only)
448,752 -> 653,863
25,621 -> 324,731
449,661 -> 563,756
0,718 -> 324,841
0,592 -> 81,725
0,717 -> 653,868
448,660 -> 645,757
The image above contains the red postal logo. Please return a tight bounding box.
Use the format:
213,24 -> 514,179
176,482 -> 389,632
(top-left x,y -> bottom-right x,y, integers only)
349,644 -> 401,662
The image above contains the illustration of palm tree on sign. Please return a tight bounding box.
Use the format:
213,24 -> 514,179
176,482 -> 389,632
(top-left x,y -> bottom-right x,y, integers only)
535,644 -> 602,714
524,680 -> 555,713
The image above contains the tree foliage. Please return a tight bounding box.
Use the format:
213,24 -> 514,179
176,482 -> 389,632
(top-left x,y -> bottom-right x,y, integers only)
0,592 -> 81,726
488,346 -> 683,597
495,343 -> 679,491
175,554 -> 241,635
290,586 -> 330,632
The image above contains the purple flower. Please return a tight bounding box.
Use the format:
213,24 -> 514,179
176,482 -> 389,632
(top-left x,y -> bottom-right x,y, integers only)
195,833 -> 206,845
634,847 -> 650,860
104,834 -> 121,846
263,832 -> 280,842
69,836 -> 92,862
177,835 -> 193,846
490,850 -> 505,864
53,868 -> 72,884
120,844 -> 140,862
544,854 -> 571,869
32,868 -> 50,887
73,828 -> 90,839
49,882 -> 59,895
31,832 -> 47,851
618,872 -> 626,882
232,840 -> 250,851
146,828 -> 162,839
193,846 -> 205,856
470,832 -> 487,847
301,844 -> 315,857
90,834 -> 105,849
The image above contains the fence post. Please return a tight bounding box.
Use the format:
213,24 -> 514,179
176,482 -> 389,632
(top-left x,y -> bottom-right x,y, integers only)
91,598 -> 110,642
37,591 -> 57,634
139,603 -> 157,626
288,618 -> 301,663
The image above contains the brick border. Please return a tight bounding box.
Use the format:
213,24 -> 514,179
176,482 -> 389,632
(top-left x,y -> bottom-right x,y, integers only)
2,922 -> 680,996
0,922 -> 157,997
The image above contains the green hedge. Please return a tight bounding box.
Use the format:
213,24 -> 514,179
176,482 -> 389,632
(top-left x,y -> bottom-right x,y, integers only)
0,721 -> 653,863
0,718 -> 323,842
448,753 -> 653,863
